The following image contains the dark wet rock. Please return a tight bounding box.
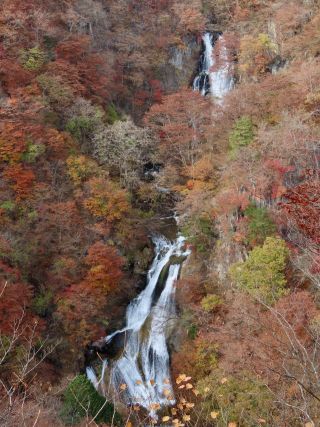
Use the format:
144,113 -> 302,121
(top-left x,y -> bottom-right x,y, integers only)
87,330 -> 129,362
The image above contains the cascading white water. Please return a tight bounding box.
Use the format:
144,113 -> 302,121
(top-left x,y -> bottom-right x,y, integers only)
87,234 -> 190,415
210,35 -> 234,99
110,235 -> 190,410
87,30 -> 234,417
193,32 -> 214,96
193,32 -> 234,100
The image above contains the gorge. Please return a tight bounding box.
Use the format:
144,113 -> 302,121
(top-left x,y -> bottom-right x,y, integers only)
1,1 -> 320,425
86,31 -> 234,417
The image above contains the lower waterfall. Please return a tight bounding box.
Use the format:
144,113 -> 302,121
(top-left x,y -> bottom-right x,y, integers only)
109,235 -> 190,409
87,233 -> 190,413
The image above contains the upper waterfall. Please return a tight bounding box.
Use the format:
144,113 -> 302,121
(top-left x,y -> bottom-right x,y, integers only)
193,32 -> 234,100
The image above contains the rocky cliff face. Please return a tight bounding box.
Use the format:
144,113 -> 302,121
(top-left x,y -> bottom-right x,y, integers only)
160,36 -> 201,92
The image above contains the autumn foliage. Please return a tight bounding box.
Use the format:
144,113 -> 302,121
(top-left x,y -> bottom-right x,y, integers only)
280,179 -> 320,245
0,0 -> 320,425
57,242 -> 125,345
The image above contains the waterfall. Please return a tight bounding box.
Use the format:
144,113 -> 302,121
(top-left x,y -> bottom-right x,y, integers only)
87,233 -> 190,414
86,30 -> 234,418
110,235 -> 190,411
193,32 -> 234,100
193,32 -> 214,96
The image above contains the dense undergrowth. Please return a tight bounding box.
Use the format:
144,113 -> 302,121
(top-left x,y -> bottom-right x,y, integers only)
0,0 -> 319,426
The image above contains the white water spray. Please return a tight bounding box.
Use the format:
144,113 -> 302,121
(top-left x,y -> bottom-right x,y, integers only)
110,235 -> 190,409
193,32 -> 234,100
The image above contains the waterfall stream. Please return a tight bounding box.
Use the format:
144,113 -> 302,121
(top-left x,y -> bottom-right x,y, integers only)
87,233 -> 190,413
193,32 -> 234,99
108,235 -> 190,409
86,30 -> 234,418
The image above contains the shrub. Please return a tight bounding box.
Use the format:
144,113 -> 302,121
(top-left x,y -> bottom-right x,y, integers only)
106,103 -> 120,124
229,116 -> 254,156
197,371 -> 273,426
37,74 -> 73,107
32,289 -> 53,317
195,341 -> 219,376
187,323 -> 198,340
60,374 -> 121,425
0,200 -> 16,212
65,101 -> 103,146
22,143 -> 46,163
229,237 -> 289,305
244,203 -> 276,245
66,155 -> 97,185
84,178 -> 130,223
200,294 -> 223,312
21,47 -> 46,71
43,35 -> 58,51
66,116 -> 97,142
181,309 -> 198,340
182,215 -> 217,253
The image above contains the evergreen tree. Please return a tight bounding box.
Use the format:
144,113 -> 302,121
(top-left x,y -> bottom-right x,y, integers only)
229,116 -> 254,156
61,374 -> 121,425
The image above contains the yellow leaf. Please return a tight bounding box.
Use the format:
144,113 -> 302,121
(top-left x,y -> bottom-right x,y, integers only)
180,397 -> 186,404
210,411 -> 219,419
135,380 -> 142,385
186,402 -> 195,408
185,376 -> 192,381
149,402 -> 161,410
228,423 -> 237,427
172,419 -> 180,424
258,419 -> 266,424
120,383 -> 127,391
192,389 -> 200,396
163,378 -> 170,384
178,384 -> 185,389
133,405 -> 140,411
125,422 -> 132,427
186,383 -> 193,389
171,407 -> 177,415
204,387 -> 210,393
176,373 -> 187,384
305,424 -> 314,427
177,403 -> 184,410
183,415 -> 191,422
150,379 -> 155,386
221,377 -> 228,384
162,416 -> 171,422
163,388 -> 171,396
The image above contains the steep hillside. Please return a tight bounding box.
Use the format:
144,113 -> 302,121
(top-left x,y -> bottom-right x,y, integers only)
0,0 -> 319,426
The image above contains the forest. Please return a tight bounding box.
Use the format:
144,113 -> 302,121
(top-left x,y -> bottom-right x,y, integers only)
0,0 -> 319,426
